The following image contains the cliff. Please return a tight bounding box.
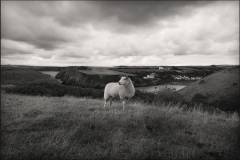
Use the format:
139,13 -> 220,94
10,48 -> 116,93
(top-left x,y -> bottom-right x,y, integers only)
55,69 -> 120,89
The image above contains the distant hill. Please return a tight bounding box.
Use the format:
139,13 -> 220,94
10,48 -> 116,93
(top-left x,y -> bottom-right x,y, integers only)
178,67 -> 239,111
55,69 -> 122,89
1,67 -> 59,85
1,65 -> 92,71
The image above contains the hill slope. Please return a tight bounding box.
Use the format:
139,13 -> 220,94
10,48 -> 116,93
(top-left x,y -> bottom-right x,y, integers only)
1,92 -> 239,160
55,69 -> 128,89
1,67 -> 59,85
178,67 -> 239,111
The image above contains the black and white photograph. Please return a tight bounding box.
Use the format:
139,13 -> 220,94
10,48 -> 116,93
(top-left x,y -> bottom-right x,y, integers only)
1,0 -> 239,159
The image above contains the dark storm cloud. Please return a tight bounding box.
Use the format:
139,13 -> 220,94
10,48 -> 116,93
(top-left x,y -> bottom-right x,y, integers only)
42,1 -> 214,33
1,49 -> 30,56
60,52 -> 89,59
1,1 -> 79,50
89,1 -> 209,25
1,39 -> 34,56
1,20 -> 73,51
1,1 -> 239,66
3,1 -> 212,30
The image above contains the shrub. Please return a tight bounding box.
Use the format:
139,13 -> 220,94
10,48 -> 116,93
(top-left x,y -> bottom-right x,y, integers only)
4,82 -> 104,99
4,82 -> 238,112
1,67 -> 59,85
192,93 -> 208,104
131,89 -> 184,106
199,80 -> 206,85
4,82 -> 184,106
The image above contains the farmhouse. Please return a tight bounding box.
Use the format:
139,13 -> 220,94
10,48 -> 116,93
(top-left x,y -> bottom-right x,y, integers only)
173,75 -> 202,80
159,66 -> 173,70
143,73 -> 156,79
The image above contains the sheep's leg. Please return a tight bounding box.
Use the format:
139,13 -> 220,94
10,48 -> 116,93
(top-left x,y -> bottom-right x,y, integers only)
122,100 -> 125,110
109,98 -> 113,108
122,97 -> 129,110
104,98 -> 108,108
120,97 -> 127,110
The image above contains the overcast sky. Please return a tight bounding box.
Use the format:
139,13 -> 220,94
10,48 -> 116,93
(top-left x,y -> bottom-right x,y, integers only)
1,1 -> 239,66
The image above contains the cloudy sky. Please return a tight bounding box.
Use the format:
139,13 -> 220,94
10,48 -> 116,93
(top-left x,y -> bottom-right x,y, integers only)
1,1 -> 239,66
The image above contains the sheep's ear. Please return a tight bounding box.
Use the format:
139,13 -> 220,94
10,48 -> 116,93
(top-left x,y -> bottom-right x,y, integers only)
125,75 -> 129,78
119,75 -> 123,78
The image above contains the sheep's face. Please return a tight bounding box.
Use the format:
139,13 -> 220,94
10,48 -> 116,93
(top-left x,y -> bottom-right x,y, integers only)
118,76 -> 130,86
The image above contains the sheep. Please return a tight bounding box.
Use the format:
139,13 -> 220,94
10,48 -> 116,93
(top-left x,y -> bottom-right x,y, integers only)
104,75 -> 135,110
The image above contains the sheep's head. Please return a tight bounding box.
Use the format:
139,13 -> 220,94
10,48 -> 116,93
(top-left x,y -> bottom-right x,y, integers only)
118,76 -> 131,86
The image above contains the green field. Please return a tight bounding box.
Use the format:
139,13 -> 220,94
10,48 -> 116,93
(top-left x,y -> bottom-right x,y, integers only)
77,66 -> 136,76
179,67 -> 239,111
1,91 -> 239,159
1,67 -> 60,85
1,65 -> 239,159
110,68 -> 162,74
110,65 -> 229,75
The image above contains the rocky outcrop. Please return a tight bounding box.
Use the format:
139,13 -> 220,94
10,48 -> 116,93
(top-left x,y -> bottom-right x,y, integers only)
55,69 -> 120,89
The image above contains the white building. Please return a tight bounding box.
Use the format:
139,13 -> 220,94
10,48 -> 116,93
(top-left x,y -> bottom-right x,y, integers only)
143,73 -> 156,79
159,66 -> 172,70
159,67 -> 164,70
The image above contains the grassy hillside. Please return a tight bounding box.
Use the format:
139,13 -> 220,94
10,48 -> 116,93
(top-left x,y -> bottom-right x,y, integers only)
178,67 -> 239,111
1,91 -> 239,160
77,66 -> 135,76
1,67 -> 59,85
1,65 -> 92,71
111,65 -> 227,75
56,69 -> 137,89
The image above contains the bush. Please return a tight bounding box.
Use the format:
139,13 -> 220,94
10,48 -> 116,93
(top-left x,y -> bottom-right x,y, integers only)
192,93 -> 208,104
4,82 -> 185,106
131,89 -> 184,106
199,80 -> 206,85
4,82 -> 104,99
1,67 -> 59,85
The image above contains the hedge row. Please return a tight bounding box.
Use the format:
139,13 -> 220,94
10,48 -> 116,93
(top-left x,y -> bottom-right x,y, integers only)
4,82 -> 184,105
4,83 -> 104,99
4,82 -> 238,112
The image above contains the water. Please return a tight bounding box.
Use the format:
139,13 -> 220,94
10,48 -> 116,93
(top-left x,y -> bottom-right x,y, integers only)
136,84 -> 186,92
39,71 -> 59,78
39,71 -> 62,83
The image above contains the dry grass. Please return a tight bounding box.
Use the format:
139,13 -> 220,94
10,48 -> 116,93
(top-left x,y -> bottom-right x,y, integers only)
77,66 -> 135,76
1,91 -> 239,160
179,67 -> 239,111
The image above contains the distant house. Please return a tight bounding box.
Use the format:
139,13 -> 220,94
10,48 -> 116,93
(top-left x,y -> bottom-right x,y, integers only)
143,73 -> 156,79
184,76 -> 190,80
173,75 -> 202,81
159,66 -> 172,70
159,67 -> 164,70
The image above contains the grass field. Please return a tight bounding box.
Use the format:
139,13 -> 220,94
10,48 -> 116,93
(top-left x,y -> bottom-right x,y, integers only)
1,68 -> 60,85
77,66 -> 136,76
110,68 -> 162,74
1,91 -> 239,160
179,67 -> 239,111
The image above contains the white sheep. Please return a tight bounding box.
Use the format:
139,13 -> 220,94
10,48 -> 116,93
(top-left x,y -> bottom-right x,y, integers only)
104,75 -> 135,110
